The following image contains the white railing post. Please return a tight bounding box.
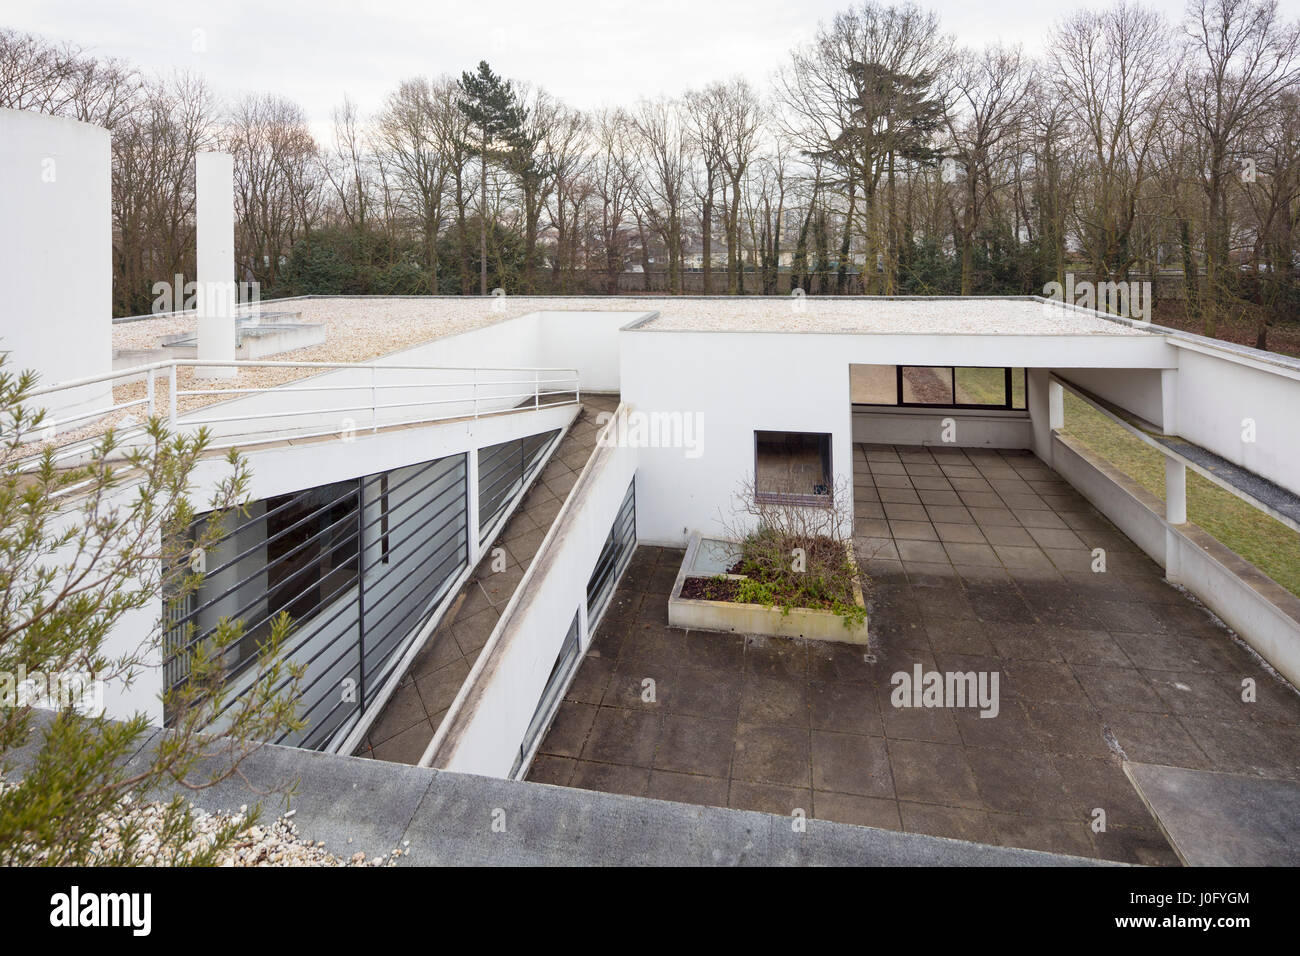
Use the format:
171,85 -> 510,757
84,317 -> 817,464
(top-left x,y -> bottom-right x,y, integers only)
574,369 -> 580,405
534,369 -> 540,410
1164,457 -> 1187,583
466,449 -> 481,567
168,364 -> 178,428
1165,458 -> 1187,525
371,365 -> 378,433
472,368 -> 479,420
146,366 -> 155,418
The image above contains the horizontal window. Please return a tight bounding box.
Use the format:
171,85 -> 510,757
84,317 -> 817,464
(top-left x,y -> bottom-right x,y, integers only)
851,365 -> 1026,410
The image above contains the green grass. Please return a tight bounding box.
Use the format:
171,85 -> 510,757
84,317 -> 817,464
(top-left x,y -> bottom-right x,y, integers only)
1061,391 -> 1300,598
949,367 -> 1027,408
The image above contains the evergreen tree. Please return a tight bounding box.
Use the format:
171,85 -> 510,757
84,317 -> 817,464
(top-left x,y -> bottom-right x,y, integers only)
457,62 -> 528,295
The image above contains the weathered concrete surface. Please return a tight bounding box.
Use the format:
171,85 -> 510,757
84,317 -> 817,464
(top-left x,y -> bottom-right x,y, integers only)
1126,762 -> 1300,866
395,769 -> 1099,866
5,715 -> 1103,866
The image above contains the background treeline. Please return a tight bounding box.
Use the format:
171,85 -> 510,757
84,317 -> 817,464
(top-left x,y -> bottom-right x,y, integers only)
2,0 -> 1298,349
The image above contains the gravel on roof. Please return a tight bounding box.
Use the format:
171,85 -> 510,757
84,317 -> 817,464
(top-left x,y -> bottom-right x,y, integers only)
111,295 -> 1145,362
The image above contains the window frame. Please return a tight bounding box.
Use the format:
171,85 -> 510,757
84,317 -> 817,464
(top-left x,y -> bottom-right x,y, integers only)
851,365 -> 1026,411
753,430 -> 834,508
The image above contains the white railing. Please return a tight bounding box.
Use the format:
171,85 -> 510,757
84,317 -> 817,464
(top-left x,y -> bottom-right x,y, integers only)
20,358 -> 581,464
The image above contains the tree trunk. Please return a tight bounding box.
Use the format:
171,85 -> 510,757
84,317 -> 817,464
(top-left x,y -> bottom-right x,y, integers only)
479,149 -> 488,295
702,196 -> 713,294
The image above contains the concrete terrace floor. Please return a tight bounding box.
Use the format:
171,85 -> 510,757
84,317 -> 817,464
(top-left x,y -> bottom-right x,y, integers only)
527,443 -> 1300,864
355,394 -> 621,762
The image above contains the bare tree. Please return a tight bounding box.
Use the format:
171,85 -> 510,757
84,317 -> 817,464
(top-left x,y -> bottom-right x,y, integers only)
111,72 -> 218,315
1052,2 -> 1182,288
227,93 -> 319,290
322,95 -> 375,237
589,108 -> 637,293
1182,0 -> 1300,332
373,76 -> 459,290
631,97 -> 689,292
543,105 -> 591,292
683,87 -> 728,292
941,45 -> 1034,294
715,78 -> 763,293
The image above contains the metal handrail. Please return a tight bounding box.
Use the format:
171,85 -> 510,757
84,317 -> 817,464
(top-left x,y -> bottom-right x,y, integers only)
18,357 -> 581,464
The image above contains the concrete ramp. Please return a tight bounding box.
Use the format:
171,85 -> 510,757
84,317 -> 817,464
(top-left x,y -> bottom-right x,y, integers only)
1126,762 -> 1300,866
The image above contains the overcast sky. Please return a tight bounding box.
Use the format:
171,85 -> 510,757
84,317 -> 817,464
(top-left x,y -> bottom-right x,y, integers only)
7,0 -> 1194,123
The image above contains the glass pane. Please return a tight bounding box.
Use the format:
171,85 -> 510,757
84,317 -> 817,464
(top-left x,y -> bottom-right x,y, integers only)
755,431 -> 831,498
1011,368 -> 1026,409
954,367 -> 1008,406
901,367 -> 954,404
849,364 -> 897,404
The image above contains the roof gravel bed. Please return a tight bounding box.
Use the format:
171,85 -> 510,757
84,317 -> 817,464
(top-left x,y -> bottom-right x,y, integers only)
111,295 -> 1146,361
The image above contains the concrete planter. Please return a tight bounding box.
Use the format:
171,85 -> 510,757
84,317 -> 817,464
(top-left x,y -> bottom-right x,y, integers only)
668,533 -> 869,645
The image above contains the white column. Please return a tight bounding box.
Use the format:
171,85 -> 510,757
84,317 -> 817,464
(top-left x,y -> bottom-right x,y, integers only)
1048,379 -> 1065,431
1165,458 -> 1187,524
1165,457 -> 1187,582
1026,368 -> 1054,465
1160,367 -> 1179,436
195,152 -> 237,380
466,449 -> 481,569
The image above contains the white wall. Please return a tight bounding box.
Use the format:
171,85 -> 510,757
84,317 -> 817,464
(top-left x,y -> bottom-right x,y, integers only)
1171,342 -> 1300,495
189,399 -> 576,503
0,108 -> 112,419
175,308 -> 634,445
852,408 -> 1032,448
620,328 -> 1170,547
534,310 -> 649,392
1052,367 -> 1166,428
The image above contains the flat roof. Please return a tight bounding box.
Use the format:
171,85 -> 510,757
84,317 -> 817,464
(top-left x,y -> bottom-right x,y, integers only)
113,295 -> 1148,362
628,297 -> 1150,335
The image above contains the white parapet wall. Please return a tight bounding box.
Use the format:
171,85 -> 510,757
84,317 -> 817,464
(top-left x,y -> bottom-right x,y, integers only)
1167,340 -> 1300,495
0,108 -> 113,421
1052,432 -> 1300,687
851,407 -> 1033,448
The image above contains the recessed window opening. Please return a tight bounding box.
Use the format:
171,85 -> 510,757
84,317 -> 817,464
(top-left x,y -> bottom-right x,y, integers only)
850,364 -> 1027,410
755,430 -> 832,505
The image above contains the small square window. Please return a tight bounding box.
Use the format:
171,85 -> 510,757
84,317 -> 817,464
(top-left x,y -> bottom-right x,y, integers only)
755,431 -> 832,504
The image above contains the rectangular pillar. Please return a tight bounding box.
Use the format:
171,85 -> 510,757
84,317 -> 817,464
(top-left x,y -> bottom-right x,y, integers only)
1165,458 -> 1187,524
1165,457 -> 1187,581
1026,368 -> 1054,465
1160,368 -> 1179,436
195,152 -> 237,380
466,449 -> 481,569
